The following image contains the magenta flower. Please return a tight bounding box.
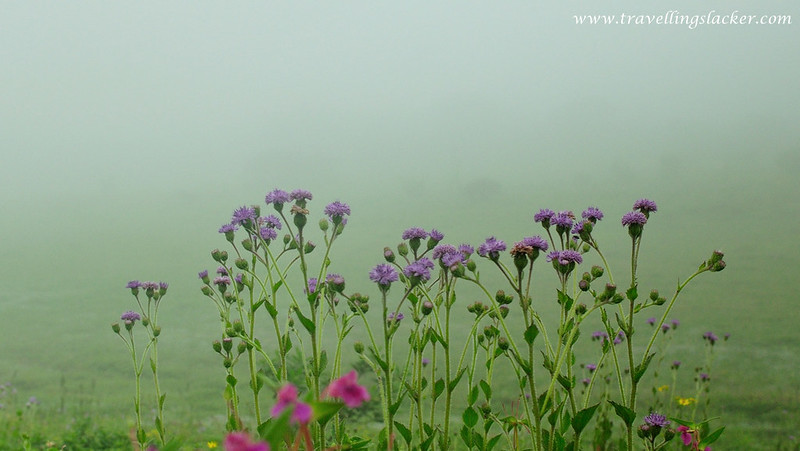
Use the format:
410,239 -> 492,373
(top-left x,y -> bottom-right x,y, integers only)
325,370 -> 370,408
271,384 -> 312,424
224,432 -> 271,451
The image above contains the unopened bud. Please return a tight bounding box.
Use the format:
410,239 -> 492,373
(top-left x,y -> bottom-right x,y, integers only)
655,296 -> 667,305
141,317 -> 150,327
293,213 -> 307,230
111,323 -> 121,334
201,285 -> 213,296
710,260 -> 726,272
578,279 -> 590,292
212,340 -> 222,353
319,219 -> 329,231
153,326 -> 161,337
354,341 -> 365,354
232,320 -> 244,333
235,258 -> 248,270
591,265 -> 604,279
383,247 -> 395,262
397,242 -> 409,257
497,337 -> 509,351
611,294 -> 624,304
242,238 -> 253,252
466,259 -> 477,272
223,357 -> 233,368
222,337 -> 233,352
237,341 -> 247,354
650,289 -> 659,301
575,303 -> 587,315
422,301 -> 433,315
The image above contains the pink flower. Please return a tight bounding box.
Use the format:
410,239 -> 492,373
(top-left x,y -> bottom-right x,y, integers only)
224,432 -> 270,451
326,370 -> 370,408
678,425 -> 693,446
271,384 -> 312,424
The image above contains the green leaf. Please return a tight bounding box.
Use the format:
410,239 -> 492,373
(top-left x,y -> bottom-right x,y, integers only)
394,421 -> 412,445
459,425 -> 473,448
226,374 -> 238,387
462,406 -> 479,428
487,434 -> 503,451
159,393 -> 167,409
480,379 -> 492,400
615,312 -> 628,335
560,409 -> 571,435
258,413 -> 291,447
263,301 -> 278,318
698,426 -> 725,448
557,374 -> 573,390
608,400 -> 636,427
272,280 -> 283,292
222,384 -> 233,401
548,400 -> 565,427
557,290 -> 570,306
389,397 -> 404,416
433,378 -> 445,400
626,285 -> 638,301
319,350 -> 328,375
571,403 -> 600,435
468,385 -> 479,405
448,367 -> 466,393
633,353 -> 655,384
524,323 -> 539,345
420,434 -> 435,451
294,308 -> 316,335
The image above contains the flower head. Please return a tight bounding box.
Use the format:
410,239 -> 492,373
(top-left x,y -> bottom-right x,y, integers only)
582,206 -> 604,222
429,229 -> 444,241
260,227 -> 277,241
644,412 -> 670,428
646,317 -> 656,326
551,211 -> 575,229
585,363 -> 597,372
458,244 -> 474,257
633,198 -> 658,215
224,432 -> 270,451
290,189 -> 313,201
306,278 -> 318,294
621,211 -> 647,226
403,259 -> 433,283
265,189 -> 291,206
534,209 -> 555,226
231,206 -> 257,226
126,280 -> 141,289
325,370 -> 370,408
521,236 -> 548,252
121,311 -> 141,323
324,201 -> 351,223
477,236 -> 506,260
271,384 -> 312,424
219,223 -> 238,234
703,331 -> 719,345
387,312 -> 404,323
261,215 -> 282,229
402,227 -> 428,240
369,264 -> 398,289
671,319 -> 680,329
546,250 -> 583,265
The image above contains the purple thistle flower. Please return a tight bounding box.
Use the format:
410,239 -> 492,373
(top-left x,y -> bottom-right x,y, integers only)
198,270 -> 209,280
672,361 -> 681,369
261,215 -> 282,229
235,274 -> 243,284
402,227 -> 428,240
582,206 -> 604,222
324,201 -> 351,222
387,312 -> 404,322
546,250 -> 583,265
326,273 -> 345,285
126,281 -> 141,289
671,319 -> 680,329
429,229 -> 444,241
621,211 -> 647,226
477,236 -> 506,260
306,278 -> 317,294
613,336 -> 623,345
231,206 -> 257,226
459,244 -> 474,257
441,251 -> 465,269
370,264 -> 399,288
582,378 -> 591,386
699,373 -> 711,382
633,199 -> 658,214
219,223 -> 238,234
646,317 -> 656,326
703,331 -> 719,344
644,412 -> 670,428
121,311 -> 141,322
422,358 -> 430,367
571,221 -> 588,236
534,209 -> 555,224
586,363 -> 597,372
265,189 -> 291,205
521,236 -> 548,252
432,244 -> 457,260
260,227 -> 277,241
290,189 -> 313,201
551,211 -> 575,228
217,266 -> 229,276
141,281 -> 159,290
214,276 -> 231,286
661,324 -> 671,333
591,331 -> 608,341
403,259 -> 433,282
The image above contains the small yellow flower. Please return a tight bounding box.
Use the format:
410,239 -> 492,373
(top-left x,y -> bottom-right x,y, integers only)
208,441 -> 218,449
676,397 -> 696,406
657,385 -> 669,392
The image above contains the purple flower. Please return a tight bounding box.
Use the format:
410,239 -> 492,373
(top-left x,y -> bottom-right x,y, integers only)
141,281 -> 159,290
671,319 -> 680,329
621,211 -> 647,226
217,266 -> 229,276
646,317 -> 656,326
644,412 -> 670,428
290,189 -> 313,201
219,223 -> 238,234
306,278 -> 318,294
235,274 -> 243,284
402,227 -> 428,240
459,244 -> 474,257
546,250 -> 583,265
534,209 -> 555,224
422,358 -> 430,367
325,370 -> 370,408
126,281 -> 141,289
699,373 -> 710,382
671,361 -> 681,369
370,264 -> 399,288
432,244 -> 457,260
214,276 -> 231,286
633,199 -> 658,214
477,236 -> 507,260
429,229 -> 444,241
441,251 -> 465,269
582,206 -> 604,222
703,331 -> 718,344
224,432 -> 271,451
591,331 -> 608,341
661,324 -> 671,333
324,201 -> 351,222
521,236 -> 548,252
571,221 -> 589,236
121,311 -> 141,322
232,206 -> 257,226
581,378 -> 591,386
261,215 -> 282,229
387,312 -> 404,322
326,273 -> 345,286
198,270 -> 209,280
586,363 -> 597,372
403,259 -> 433,282
260,227 -> 277,241
551,211 -> 575,229
265,189 -> 291,206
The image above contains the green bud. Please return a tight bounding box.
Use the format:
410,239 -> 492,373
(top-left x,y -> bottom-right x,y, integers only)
383,247 -> 395,263
319,218 -> 329,231
141,317 -> 150,327
212,340 -> 222,353
466,259 -> 477,272
650,289 -> 659,301
111,323 -> 121,334
497,337 -> 509,351
235,258 -> 248,270
422,301 -> 433,315
242,238 -> 253,252
225,328 -> 236,338
219,250 -> 229,263
591,265 -> 604,279
293,212 -> 307,230
211,249 -> 222,262
582,272 -> 592,282
611,294 -> 624,304
222,337 -> 233,352
397,242 -> 409,257
124,321 -> 135,331
304,241 -> 316,253
710,260 -> 726,272
582,243 -> 590,253
708,249 -> 724,265
663,428 -> 675,441
283,234 -> 291,245
578,280 -> 590,292
232,320 -> 244,333
655,296 -> 667,305
201,285 -> 212,296
354,341 -> 365,354
223,357 -> 233,368
575,303 -> 587,315
152,326 -> 161,337
513,253 -> 528,271
604,283 -> 617,297
637,425 -> 648,439
479,402 -> 492,418
224,292 -> 236,303
237,341 -> 247,355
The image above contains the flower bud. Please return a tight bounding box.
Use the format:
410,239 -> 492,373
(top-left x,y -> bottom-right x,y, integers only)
497,337 -> 509,351
603,283 -> 617,297
655,296 -> 667,305
212,340 -> 222,353
466,259 -> 477,272
582,272 -> 592,282
591,265 -> 604,279
663,428 -> 675,441
232,320 -> 244,334
582,243 -> 590,253
223,357 -> 233,368
235,258 -> 248,270
224,292 -> 236,303
124,320 -> 135,331
304,241 -> 316,254
479,402 -> 492,418
222,337 -> 233,352
397,242 -> 409,257
383,247 -> 395,263
153,326 -> 161,337
201,286 -> 213,296
225,328 -> 237,338
575,303 -> 587,315
319,218 -> 329,231
293,212 -> 307,230
708,249 -> 724,265
237,341 -> 247,355
283,234 -> 291,245
354,341 -> 365,354
111,323 -> 121,334
611,294 -> 624,304
710,260 -> 726,272
578,280 -> 590,292
637,425 -> 649,438
422,301 -> 433,315
141,317 -> 150,327
650,289 -> 659,301
241,238 -> 253,252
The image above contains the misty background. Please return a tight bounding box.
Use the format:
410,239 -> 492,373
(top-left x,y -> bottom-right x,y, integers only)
1,0 -> 798,442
